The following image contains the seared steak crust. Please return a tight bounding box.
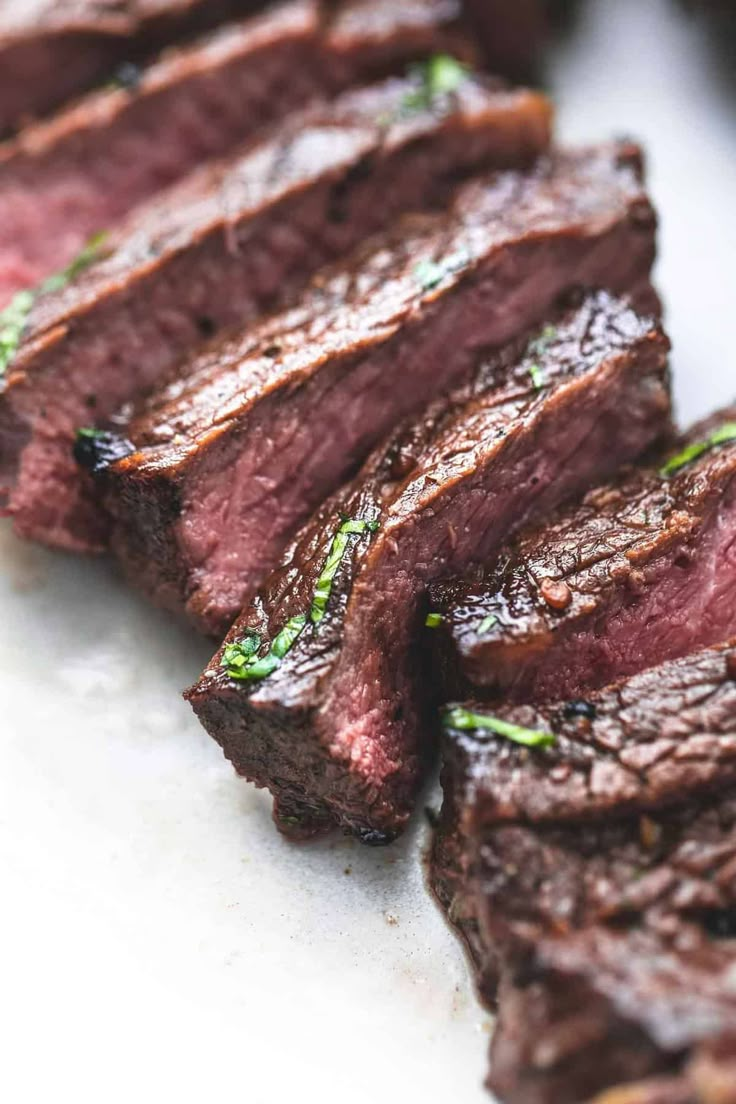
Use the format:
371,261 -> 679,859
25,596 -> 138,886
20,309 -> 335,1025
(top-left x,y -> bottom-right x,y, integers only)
0,0 -> 475,302
431,405 -> 736,703
0,72 -> 550,552
187,291 -> 670,842
432,642 -> 736,1103
0,0 -> 268,136
102,145 -> 658,635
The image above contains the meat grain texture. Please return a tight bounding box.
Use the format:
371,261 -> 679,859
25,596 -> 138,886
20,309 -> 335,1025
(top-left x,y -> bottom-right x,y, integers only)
431,405 -> 736,703
0,0 -> 475,302
0,72 -> 550,552
187,290 -> 670,843
433,640 -> 736,1103
101,144 -> 657,637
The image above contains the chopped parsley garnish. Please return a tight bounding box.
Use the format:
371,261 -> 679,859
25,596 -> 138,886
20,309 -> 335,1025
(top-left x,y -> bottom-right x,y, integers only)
526,326 -> 558,391
478,613 -> 498,634
221,517 -> 379,682
0,232 -> 108,377
401,54 -> 469,116
425,612 -> 443,628
442,705 -> 556,748
529,363 -> 546,390
310,518 -> 379,625
659,423 -> 736,478
415,248 -> 470,292
0,290 -> 34,377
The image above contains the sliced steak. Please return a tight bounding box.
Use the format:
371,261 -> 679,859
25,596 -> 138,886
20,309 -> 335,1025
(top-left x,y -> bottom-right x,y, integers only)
490,923 -> 736,1104
186,289 -> 670,843
103,143 -> 659,635
434,643 -> 736,1102
430,405 -> 736,704
0,0 -> 475,302
432,639 -> 736,989
0,72 -> 551,553
0,0 -> 267,137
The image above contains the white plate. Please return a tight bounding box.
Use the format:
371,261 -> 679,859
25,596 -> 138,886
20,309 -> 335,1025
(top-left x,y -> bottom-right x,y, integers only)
2,3 -> 735,1102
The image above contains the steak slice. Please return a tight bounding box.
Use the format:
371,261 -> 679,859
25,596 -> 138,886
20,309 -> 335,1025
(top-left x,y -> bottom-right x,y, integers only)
103,144 -> 659,636
0,0 -> 475,302
432,639 -> 736,988
0,71 -> 551,553
0,0 -> 267,137
186,289 -> 670,842
433,643 -> 736,1102
430,405 -> 736,704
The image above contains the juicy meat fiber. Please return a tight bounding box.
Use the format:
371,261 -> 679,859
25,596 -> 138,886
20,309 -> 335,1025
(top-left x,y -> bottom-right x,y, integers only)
431,404 -> 736,704
0,72 -> 549,552
187,290 -> 670,843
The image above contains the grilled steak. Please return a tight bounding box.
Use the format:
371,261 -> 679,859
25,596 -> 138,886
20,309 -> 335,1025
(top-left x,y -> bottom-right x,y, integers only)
102,144 -> 659,636
430,405 -> 736,704
434,642 -> 736,1103
0,72 -> 550,553
0,0 -> 267,137
185,289 -> 670,843
0,0 -> 474,302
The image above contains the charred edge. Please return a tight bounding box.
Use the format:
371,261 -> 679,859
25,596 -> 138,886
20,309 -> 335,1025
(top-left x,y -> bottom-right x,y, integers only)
73,431 -> 136,476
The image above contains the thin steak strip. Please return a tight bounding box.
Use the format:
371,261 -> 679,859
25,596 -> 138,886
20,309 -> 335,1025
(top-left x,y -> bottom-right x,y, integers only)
186,290 -> 670,844
102,144 -> 658,637
0,72 -> 551,552
433,643 -> 736,1103
0,0 -> 267,137
0,0 -> 475,302
430,405 -> 736,704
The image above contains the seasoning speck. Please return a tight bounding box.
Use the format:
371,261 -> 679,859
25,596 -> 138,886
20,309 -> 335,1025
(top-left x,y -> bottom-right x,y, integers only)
540,577 -> 572,611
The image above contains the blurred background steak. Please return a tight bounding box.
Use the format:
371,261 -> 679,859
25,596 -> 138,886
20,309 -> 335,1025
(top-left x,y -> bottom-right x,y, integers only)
0,0 -> 269,137
0,0 -> 477,303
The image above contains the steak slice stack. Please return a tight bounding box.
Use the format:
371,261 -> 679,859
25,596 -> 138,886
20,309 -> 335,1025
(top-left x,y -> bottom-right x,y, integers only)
100,144 -> 659,636
0,0 -> 476,302
430,405 -> 736,704
433,641 -> 736,1103
0,71 -> 550,553
0,0 -> 267,137
185,289 -> 671,843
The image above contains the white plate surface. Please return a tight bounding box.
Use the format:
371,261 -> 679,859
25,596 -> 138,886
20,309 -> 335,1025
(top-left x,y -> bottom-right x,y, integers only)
2,3 -> 735,1102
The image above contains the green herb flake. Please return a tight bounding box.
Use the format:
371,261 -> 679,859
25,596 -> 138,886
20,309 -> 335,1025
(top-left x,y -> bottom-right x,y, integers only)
0,290 -> 35,375
414,248 -> 470,292
221,517 -> 380,682
40,231 -> 108,296
442,705 -> 556,749
310,517 -> 379,625
478,614 -> 498,634
529,363 -> 545,391
659,422 -> 736,478
400,53 -> 469,117
425,612 -> 443,628
0,232 -> 109,377
222,618 -> 306,682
